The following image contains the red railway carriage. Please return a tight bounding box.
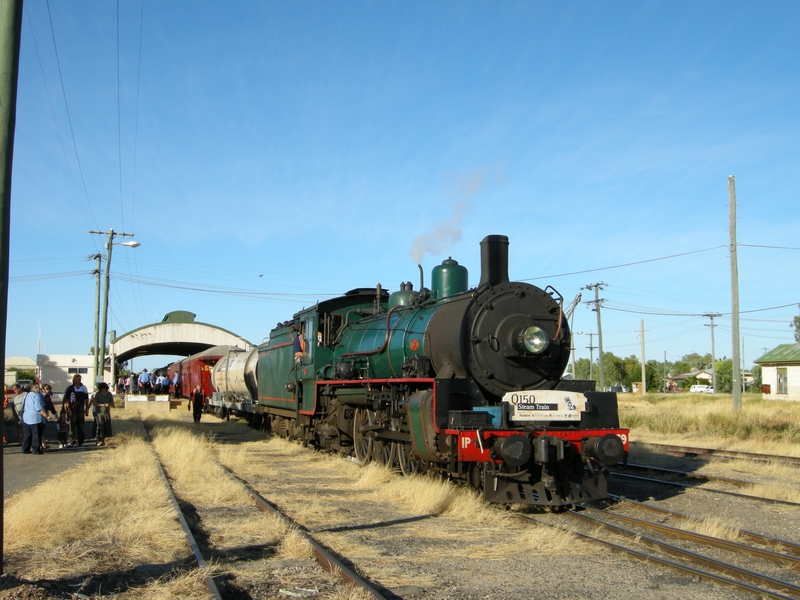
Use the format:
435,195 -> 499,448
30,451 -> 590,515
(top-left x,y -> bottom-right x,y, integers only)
168,345 -> 228,400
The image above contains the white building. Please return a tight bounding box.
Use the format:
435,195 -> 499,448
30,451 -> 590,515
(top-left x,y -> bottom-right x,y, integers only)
37,354 -> 105,395
755,344 -> 800,402
4,356 -> 37,386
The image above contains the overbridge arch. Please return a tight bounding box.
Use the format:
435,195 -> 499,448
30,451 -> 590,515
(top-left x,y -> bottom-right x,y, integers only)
109,311 -> 253,380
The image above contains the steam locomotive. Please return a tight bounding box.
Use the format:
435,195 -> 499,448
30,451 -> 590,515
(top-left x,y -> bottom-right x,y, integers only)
170,235 -> 628,506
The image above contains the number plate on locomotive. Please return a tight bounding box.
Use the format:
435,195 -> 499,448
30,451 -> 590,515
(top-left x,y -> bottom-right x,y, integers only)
502,390 -> 587,421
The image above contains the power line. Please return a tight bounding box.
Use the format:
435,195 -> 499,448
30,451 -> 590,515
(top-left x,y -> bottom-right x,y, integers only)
116,0 -> 124,229
24,3 -> 95,237
522,246 -> 726,281
740,244 -> 800,251
603,301 -> 798,317
45,0 -> 97,229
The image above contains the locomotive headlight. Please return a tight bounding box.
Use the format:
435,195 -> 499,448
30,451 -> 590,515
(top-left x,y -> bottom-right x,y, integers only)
521,325 -> 549,354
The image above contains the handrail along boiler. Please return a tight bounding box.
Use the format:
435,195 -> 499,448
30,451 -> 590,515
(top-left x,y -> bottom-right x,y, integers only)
197,235 -> 629,506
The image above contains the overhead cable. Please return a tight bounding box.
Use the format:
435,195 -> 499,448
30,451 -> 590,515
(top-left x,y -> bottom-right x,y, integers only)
521,246 -> 726,281
45,0 -> 98,229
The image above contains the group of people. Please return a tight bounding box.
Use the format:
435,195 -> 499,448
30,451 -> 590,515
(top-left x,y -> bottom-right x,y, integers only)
118,369 -> 181,396
3,373 -> 115,453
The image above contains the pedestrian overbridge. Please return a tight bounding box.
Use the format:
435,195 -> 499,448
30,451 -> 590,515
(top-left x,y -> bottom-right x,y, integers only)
109,310 -> 254,368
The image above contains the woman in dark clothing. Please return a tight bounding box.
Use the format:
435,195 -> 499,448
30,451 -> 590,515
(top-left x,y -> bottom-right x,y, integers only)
87,382 -> 115,446
40,384 -> 58,451
191,384 -> 204,424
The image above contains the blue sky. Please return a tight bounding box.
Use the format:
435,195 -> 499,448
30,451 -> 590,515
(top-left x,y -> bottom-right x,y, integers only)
8,1 -> 800,374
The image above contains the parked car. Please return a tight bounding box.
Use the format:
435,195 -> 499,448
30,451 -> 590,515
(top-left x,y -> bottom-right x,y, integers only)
689,384 -> 714,394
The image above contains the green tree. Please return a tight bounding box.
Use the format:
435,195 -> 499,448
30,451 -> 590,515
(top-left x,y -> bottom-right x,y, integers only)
645,359 -> 662,392
622,355 -> 641,388
793,305 -> 800,342
671,360 -> 691,377
715,359 -> 733,393
9,368 -> 35,381
601,352 -> 625,388
681,353 -> 712,370
682,375 -> 699,391
752,364 -> 762,389
574,358 -> 592,381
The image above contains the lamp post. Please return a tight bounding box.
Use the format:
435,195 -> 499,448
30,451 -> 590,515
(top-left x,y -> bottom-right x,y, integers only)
571,331 -> 583,378
90,229 -> 139,387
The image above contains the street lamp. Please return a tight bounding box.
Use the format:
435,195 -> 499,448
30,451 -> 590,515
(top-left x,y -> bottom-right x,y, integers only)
570,331 -> 583,378
89,229 -> 138,388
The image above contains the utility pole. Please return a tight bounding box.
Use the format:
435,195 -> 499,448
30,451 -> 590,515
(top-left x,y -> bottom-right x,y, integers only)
583,282 -> 607,390
663,351 -> 667,392
742,336 -> 746,393
0,0 -> 25,571
704,313 -> 722,393
729,176 -> 742,409
570,330 -> 583,379
639,319 -> 648,394
90,253 -> 102,384
90,229 -> 138,387
586,332 -> 596,382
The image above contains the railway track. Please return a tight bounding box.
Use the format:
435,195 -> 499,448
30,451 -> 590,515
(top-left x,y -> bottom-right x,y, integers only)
631,441 -> 800,466
141,421 -> 390,599
608,495 -> 800,558
611,463 -> 800,507
521,505 -> 800,599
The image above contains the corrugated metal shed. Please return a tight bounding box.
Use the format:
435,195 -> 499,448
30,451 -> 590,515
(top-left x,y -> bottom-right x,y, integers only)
755,344 -> 800,365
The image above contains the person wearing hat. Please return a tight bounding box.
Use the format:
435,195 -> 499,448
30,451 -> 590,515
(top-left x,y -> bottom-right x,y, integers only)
62,374 -> 89,447
86,382 -> 115,447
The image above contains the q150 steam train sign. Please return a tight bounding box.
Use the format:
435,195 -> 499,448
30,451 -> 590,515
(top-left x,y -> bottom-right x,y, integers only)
169,235 -> 629,507
504,391 -> 588,422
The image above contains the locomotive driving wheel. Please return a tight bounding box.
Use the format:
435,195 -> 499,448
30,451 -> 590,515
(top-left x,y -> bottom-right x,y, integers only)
372,439 -> 396,465
398,442 -> 424,476
352,408 -> 374,465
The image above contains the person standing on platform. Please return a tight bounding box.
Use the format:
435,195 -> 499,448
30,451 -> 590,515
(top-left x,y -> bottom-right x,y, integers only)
12,385 -> 25,444
40,384 -> 58,451
62,374 -> 89,447
87,382 -> 115,446
191,383 -> 204,424
21,384 -> 51,454
138,369 -> 151,395
172,371 -> 180,398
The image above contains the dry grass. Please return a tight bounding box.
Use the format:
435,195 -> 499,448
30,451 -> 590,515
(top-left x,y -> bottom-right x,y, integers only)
149,425 -> 251,507
620,393 -> 800,452
277,527 -> 315,559
737,482 -> 800,503
675,515 -> 741,542
131,567 -> 215,600
353,462 -> 492,520
3,425 -> 187,580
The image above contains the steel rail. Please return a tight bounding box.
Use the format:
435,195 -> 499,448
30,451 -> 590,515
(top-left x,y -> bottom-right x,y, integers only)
565,509 -> 800,596
517,513 -> 795,600
217,463 -> 389,599
608,495 -> 800,558
631,441 -> 800,466
141,424 -> 223,600
610,471 -> 800,508
622,462 -> 751,486
578,505 -> 800,570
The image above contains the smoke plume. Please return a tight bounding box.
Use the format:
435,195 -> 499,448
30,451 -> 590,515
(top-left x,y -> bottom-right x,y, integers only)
409,200 -> 471,265
409,168 -> 497,264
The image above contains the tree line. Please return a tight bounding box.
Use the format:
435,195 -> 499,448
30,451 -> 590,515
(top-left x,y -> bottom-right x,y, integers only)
571,352 -> 762,393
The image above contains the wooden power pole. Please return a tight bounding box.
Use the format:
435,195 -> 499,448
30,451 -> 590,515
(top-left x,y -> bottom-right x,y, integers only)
729,175 -> 742,410
0,0 -> 25,570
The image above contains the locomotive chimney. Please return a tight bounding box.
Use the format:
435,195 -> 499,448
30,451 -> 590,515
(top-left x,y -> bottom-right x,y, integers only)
478,235 -> 509,288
